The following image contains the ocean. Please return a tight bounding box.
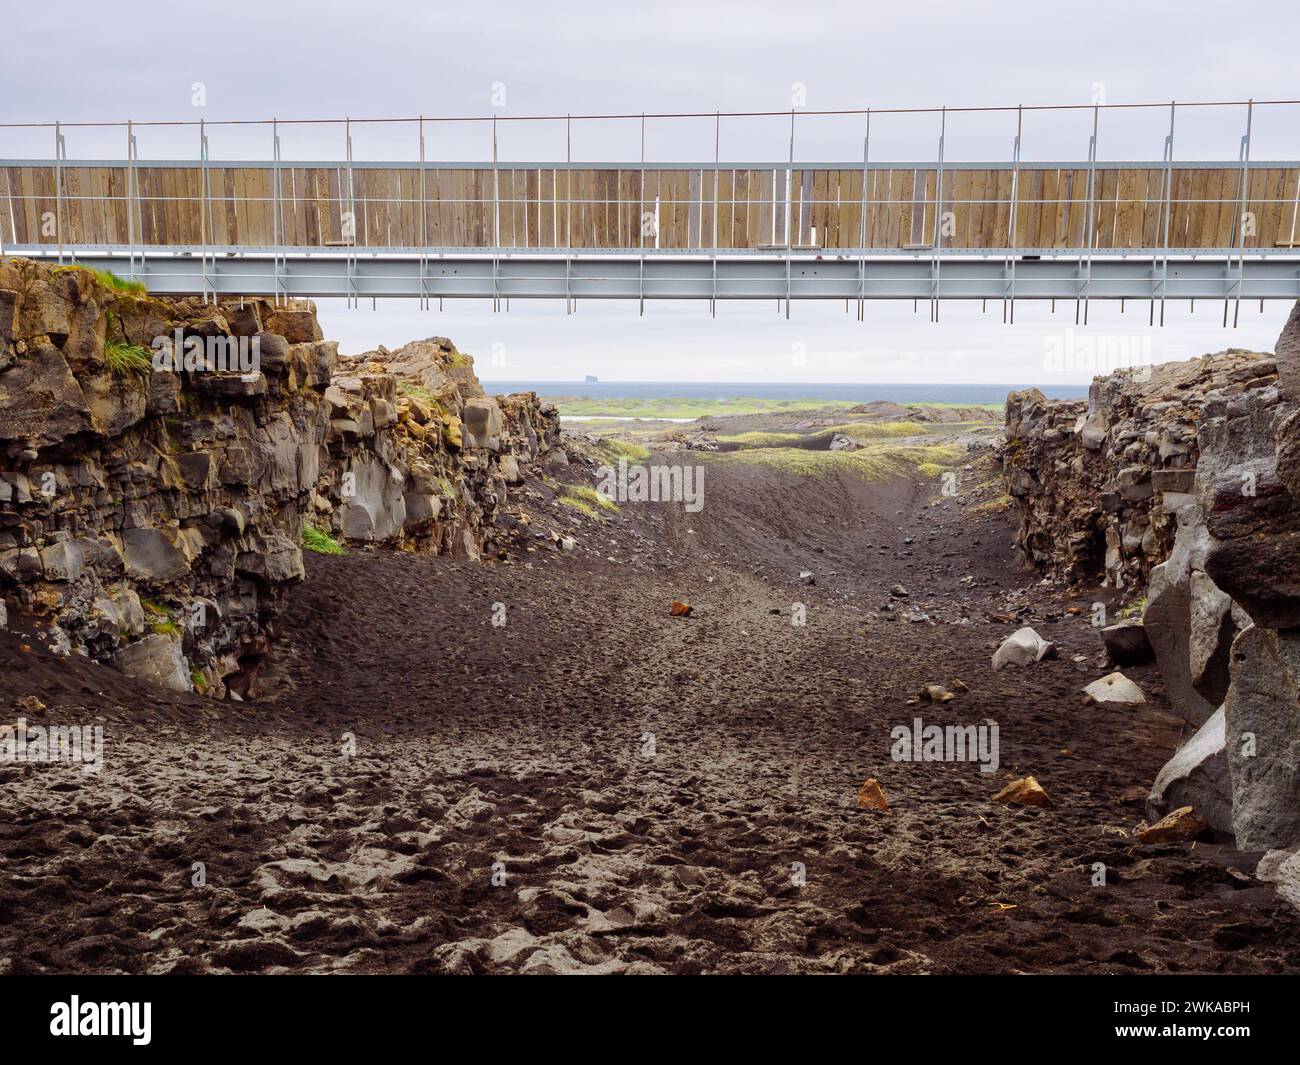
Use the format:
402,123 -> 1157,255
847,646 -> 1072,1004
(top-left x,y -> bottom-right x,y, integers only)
479,381 -> 1089,404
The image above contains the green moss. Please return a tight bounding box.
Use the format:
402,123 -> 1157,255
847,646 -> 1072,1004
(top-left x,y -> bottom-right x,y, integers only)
303,524 -> 345,555
190,669 -> 208,693
558,484 -> 618,518
59,264 -> 148,296
717,421 -> 978,451
141,597 -> 171,618
710,443 -> 961,482
561,484 -> 618,513
151,619 -> 181,637
1119,596 -> 1147,619
973,494 -> 1015,514
549,396 -> 858,420
598,438 -> 652,463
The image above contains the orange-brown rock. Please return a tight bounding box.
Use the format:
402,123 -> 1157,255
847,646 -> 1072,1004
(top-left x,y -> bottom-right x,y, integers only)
992,775 -> 1053,807
856,778 -> 888,812
1136,805 -> 1210,844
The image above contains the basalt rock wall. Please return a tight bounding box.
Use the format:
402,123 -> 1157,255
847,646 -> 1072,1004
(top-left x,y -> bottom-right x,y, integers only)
1003,311 -> 1300,854
1002,350 -> 1277,594
0,257 -> 556,698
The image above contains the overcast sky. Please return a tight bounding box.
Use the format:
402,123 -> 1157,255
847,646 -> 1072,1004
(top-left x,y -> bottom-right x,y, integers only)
1,0 -> 1296,384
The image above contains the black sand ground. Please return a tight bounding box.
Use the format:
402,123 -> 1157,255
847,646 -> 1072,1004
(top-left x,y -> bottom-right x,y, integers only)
2,446 -> 1299,974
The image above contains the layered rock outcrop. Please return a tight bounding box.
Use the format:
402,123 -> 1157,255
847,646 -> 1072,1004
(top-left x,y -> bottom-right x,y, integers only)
0,258 -> 556,697
1003,351 -> 1276,592
316,339 -> 559,559
1002,308 -> 1300,856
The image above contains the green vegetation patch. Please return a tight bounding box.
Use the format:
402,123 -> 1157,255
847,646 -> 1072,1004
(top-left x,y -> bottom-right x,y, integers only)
558,483 -> 618,517
1119,596 -> 1147,620
302,524 -> 345,555
973,493 -> 1015,514
710,442 -> 961,482
59,264 -> 148,296
548,396 -> 860,420
597,438 -> 652,463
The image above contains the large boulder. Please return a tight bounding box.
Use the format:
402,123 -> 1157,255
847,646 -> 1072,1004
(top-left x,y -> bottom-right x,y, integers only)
1148,705 -> 1232,833
1143,506 -> 1233,725
113,634 -> 192,693
1199,391 -> 1300,631
461,397 -> 504,450
1225,626 -> 1300,850
1277,299 -> 1300,401
1101,619 -> 1155,666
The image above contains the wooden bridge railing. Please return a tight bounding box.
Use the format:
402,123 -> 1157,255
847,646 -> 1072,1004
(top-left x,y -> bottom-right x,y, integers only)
4,162 -> 1299,254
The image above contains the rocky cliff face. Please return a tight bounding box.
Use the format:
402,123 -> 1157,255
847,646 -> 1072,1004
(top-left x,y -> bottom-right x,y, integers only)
0,257 -> 556,698
1002,351 -> 1276,592
1002,311 -> 1300,858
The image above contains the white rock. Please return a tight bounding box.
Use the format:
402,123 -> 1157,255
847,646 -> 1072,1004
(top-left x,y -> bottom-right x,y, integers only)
1082,671 -> 1147,705
991,627 -> 1056,671
1271,851 -> 1300,914
1148,705 -> 1231,831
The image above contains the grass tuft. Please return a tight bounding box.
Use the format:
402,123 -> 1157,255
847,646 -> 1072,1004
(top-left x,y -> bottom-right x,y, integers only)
598,438 -> 651,463
302,524 -> 345,555
105,337 -> 153,376
558,484 -> 618,517
59,265 -> 148,295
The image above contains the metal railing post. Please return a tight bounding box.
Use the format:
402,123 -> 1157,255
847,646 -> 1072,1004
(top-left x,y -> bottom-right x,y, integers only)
930,107 -> 946,322
418,116 -> 428,310
565,113 -> 572,315
1080,104 -> 1100,325
1006,105 -> 1022,324
272,118 -> 283,304
1157,101 -> 1176,326
126,120 -> 138,281
857,109 -> 870,321
53,122 -> 65,264
492,113 -> 500,312
345,117 -> 356,309
199,119 -> 210,302
711,111 -> 719,317
785,108 -> 794,319
638,113 -> 645,316
1231,99 -> 1254,327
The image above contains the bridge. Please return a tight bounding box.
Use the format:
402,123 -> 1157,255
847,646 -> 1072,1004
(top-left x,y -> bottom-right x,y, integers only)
3,100 -> 1300,322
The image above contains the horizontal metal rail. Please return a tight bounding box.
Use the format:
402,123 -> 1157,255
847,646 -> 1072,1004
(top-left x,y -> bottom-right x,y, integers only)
2,96 -> 1299,128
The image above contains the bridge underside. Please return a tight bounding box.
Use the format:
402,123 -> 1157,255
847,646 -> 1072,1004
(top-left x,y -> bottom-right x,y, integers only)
13,249 -> 1300,303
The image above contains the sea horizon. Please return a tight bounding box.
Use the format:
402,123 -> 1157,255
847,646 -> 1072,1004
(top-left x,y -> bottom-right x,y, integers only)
480,380 -> 1090,405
